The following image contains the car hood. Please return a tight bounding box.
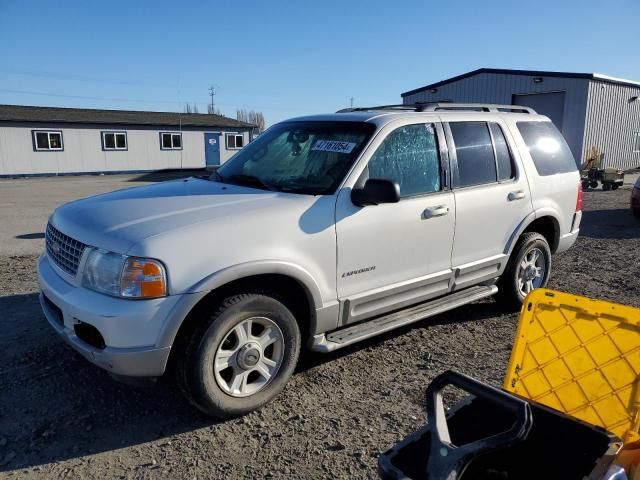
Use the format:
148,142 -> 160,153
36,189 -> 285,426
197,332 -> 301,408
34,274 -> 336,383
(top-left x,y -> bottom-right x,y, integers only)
50,177 -> 315,254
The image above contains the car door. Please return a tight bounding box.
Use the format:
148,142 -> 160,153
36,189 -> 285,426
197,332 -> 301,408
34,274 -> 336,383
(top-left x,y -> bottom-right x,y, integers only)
334,121 -> 455,325
446,119 -> 533,290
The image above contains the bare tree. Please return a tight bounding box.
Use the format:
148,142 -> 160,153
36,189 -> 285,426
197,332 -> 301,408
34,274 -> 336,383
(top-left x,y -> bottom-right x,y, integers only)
183,103 -> 199,114
237,109 -> 265,133
207,104 -> 222,115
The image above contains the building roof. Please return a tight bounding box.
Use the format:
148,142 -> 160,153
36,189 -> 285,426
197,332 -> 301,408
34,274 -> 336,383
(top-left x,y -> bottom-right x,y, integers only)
401,68 -> 640,98
0,104 -> 255,128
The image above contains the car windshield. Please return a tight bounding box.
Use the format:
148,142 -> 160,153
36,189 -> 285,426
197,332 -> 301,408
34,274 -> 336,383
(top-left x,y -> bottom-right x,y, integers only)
213,121 -> 375,195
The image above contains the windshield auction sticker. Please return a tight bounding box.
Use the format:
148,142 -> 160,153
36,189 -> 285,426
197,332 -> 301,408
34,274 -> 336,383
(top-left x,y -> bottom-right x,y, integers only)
311,140 -> 357,154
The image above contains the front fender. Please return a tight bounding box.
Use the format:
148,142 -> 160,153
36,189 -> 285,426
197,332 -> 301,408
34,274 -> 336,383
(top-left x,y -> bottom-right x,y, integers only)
154,261 -> 335,350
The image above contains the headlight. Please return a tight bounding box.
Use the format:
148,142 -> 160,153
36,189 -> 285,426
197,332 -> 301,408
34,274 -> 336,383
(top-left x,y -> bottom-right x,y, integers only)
82,249 -> 167,299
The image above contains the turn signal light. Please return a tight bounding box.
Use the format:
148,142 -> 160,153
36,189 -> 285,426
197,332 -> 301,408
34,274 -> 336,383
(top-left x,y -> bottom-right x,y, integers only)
120,258 -> 167,298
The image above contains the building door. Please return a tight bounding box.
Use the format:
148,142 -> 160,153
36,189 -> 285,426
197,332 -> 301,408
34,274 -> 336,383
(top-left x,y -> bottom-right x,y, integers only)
513,92 -> 566,130
204,133 -> 221,166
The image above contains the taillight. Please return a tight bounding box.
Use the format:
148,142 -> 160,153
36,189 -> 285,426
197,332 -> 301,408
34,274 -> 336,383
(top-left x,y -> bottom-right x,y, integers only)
576,182 -> 583,212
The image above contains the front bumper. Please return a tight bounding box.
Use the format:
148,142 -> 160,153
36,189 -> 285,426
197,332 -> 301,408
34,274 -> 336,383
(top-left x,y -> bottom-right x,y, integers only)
38,253 -> 179,376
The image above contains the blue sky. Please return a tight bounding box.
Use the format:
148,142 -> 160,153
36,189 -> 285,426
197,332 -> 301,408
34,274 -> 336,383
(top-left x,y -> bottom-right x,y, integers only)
0,0 -> 638,126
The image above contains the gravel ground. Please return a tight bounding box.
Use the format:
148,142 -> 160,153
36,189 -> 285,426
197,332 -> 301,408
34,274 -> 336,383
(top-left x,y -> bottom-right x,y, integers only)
0,183 -> 638,479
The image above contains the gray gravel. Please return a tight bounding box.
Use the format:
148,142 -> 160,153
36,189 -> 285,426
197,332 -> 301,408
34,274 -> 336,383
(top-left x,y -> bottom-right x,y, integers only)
0,180 -> 638,479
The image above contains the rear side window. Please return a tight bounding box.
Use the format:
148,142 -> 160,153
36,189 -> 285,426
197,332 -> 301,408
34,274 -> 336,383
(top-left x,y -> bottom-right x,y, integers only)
450,122 -> 496,187
367,123 -> 441,197
489,123 -> 515,181
517,121 -> 576,176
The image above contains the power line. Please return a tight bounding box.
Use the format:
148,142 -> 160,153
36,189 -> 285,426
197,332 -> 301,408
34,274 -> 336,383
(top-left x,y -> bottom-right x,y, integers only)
0,87 -> 314,112
0,88 -> 185,104
0,68 -> 188,89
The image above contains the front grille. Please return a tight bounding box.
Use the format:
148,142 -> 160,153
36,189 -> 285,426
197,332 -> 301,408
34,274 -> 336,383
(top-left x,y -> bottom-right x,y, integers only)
45,223 -> 87,276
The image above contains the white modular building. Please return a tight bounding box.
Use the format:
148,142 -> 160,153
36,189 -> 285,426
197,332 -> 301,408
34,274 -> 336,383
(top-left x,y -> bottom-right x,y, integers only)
0,104 -> 255,176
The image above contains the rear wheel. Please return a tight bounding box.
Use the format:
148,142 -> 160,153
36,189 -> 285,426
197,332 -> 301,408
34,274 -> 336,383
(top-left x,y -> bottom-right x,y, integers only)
497,233 -> 551,309
603,183 -> 612,191
175,292 -> 301,418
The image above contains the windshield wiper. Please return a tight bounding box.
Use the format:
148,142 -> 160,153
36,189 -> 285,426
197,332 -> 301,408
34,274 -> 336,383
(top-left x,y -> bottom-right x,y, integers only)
227,174 -> 278,192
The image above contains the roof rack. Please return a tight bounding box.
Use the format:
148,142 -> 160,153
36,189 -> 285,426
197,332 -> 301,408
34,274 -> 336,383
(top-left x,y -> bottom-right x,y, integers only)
336,102 -> 536,114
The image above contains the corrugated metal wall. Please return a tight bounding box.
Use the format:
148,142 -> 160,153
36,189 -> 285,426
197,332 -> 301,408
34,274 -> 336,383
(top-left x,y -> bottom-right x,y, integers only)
402,72 -> 590,163
0,123 -> 251,176
583,81 -> 640,170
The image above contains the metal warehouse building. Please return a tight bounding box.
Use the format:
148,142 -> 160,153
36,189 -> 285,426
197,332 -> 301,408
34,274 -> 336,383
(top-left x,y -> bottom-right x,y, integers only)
402,68 -> 640,170
0,104 -> 255,176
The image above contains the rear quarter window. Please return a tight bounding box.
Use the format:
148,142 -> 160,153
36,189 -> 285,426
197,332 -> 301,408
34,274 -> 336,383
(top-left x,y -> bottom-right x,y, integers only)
517,121 -> 577,176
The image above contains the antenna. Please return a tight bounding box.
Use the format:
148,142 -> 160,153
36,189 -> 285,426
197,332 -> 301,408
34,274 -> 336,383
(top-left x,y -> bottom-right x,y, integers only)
349,96 -> 354,108
208,85 -> 217,114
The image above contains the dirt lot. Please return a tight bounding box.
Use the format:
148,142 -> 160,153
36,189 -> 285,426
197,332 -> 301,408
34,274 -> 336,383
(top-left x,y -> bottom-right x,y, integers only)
0,174 -> 638,479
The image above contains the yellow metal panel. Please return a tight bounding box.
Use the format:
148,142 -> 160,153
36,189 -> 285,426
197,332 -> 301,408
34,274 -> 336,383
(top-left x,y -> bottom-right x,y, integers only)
504,289 -> 640,442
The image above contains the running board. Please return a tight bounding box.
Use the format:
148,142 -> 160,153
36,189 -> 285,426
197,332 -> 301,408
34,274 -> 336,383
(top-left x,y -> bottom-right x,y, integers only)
310,285 -> 498,352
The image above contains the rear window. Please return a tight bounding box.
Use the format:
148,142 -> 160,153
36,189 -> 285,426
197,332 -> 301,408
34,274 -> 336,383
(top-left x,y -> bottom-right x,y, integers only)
517,121 -> 576,176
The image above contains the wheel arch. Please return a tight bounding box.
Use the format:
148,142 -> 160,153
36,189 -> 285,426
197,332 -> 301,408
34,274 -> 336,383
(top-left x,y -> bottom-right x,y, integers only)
505,211 -> 561,256
157,261 -> 322,352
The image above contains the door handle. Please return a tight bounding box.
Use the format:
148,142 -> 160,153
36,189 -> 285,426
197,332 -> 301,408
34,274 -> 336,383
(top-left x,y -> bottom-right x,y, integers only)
422,205 -> 449,219
508,190 -> 526,201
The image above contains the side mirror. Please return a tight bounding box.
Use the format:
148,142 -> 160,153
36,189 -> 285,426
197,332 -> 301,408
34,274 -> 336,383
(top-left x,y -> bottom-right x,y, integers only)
351,178 -> 400,207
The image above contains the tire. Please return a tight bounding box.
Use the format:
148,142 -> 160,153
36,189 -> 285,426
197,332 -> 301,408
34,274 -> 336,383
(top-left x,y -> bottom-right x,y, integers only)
497,232 -> 551,310
581,180 -> 590,190
612,184 -> 619,190
603,183 -> 612,191
174,292 -> 301,418
590,180 -> 599,189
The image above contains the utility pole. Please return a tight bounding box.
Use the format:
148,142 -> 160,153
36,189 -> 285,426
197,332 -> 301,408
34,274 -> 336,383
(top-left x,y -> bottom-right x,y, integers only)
349,96 -> 354,108
208,85 -> 216,114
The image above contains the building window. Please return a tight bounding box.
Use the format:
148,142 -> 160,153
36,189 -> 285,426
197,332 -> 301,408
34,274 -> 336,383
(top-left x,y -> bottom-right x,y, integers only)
633,132 -> 640,153
226,133 -> 244,150
102,131 -> 127,151
32,130 -> 63,151
160,132 -> 182,150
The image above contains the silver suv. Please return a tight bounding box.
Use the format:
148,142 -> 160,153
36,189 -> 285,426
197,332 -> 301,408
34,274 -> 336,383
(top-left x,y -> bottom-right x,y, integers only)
38,103 -> 582,417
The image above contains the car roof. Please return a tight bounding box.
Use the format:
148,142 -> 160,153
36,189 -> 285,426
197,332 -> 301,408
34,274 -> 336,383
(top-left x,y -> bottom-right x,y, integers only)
285,110 -> 549,128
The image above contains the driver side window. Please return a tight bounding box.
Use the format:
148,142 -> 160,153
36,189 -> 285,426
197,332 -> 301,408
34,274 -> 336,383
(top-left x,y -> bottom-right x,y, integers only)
366,123 -> 441,197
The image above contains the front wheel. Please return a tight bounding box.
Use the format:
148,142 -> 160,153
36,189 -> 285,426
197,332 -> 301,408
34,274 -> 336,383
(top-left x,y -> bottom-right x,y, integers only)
175,292 -> 301,418
497,233 -> 551,309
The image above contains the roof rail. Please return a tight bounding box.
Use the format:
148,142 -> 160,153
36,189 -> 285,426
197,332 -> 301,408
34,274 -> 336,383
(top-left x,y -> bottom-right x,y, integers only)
336,103 -> 536,114
336,104 -> 419,113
